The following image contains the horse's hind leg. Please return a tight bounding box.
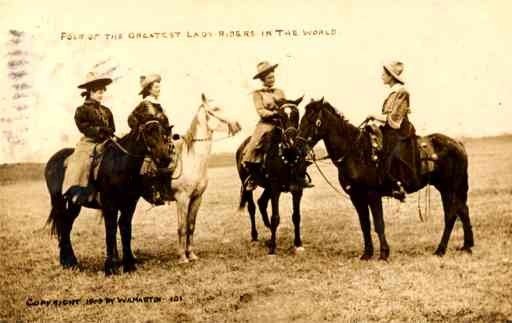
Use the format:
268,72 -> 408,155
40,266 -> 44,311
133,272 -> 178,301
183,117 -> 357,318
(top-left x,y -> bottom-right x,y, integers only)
58,204 -> 81,268
186,195 -> 203,261
458,203 -> 474,253
368,193 -> 390,261
434,191 -> 458,256
119,200 -> 137,273
350,192 -> 374,260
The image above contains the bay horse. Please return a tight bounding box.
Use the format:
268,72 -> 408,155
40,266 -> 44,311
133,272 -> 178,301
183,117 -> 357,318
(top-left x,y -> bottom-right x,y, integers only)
141,94 -> 241,264
297,98 -> 474,260
45,120 -> 171,275
236,96 -> 310,255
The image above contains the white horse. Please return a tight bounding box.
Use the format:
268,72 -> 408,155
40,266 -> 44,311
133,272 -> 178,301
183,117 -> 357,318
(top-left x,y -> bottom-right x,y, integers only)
167,94 -> 241,264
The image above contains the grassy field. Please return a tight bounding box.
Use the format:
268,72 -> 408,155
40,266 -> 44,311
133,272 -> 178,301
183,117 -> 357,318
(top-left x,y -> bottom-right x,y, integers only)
1,136 -> 511,322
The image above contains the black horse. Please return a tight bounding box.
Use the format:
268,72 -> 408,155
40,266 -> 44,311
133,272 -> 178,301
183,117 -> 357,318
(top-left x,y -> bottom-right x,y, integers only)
297,98 -> 474,260
236,97 -> 310,255
45,120 -> 171,275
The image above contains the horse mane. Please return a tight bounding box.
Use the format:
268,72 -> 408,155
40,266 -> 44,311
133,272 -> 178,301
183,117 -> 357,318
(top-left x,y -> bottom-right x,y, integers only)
319,100 -> 372,161
181,107 -> 201,149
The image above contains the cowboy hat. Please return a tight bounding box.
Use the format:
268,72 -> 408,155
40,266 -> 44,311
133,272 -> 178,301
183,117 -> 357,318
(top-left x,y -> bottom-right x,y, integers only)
139,74 -> 162,95
383,61 -> 405,84
253,61 -> 278,80
77,71 -> 112,89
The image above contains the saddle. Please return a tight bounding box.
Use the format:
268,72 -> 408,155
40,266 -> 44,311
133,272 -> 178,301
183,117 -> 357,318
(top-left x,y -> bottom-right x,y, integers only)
366,124 -> 438,175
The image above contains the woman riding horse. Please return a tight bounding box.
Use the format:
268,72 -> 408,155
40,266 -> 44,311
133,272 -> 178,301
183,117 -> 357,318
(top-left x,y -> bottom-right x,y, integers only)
128,74 -> 174,205
242,61 -> 312,190
62,71 -> 115,205
369,61 -> 416,201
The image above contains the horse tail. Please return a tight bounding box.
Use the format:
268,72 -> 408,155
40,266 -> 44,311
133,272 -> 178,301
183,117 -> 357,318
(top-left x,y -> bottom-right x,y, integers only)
45,148 -> 74,239
47,194 -> 67,239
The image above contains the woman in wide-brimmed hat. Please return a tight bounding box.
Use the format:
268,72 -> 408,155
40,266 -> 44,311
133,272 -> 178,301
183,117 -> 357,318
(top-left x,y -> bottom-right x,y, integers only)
241,61 -> 312,190
62,71 -> 116,205
128,74 -> 171,132
128,73 -> 173,205
369,61 -> 417,201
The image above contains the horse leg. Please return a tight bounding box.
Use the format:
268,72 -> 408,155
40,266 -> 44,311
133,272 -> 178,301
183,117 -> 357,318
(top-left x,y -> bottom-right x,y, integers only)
458,203 -> 474,253
186,195 -> 202,261
176,195 -> 190,264
257,188 -> 272,228
103,206 -> 119,275
118,200 -> 138,273
59,204 -> 81,268
246,191 -> 258,241
368,193 -> 390,261
292,190 -> 304,253
268,187 -> 281,255
434,191 -> 458,256
350,192 -> 373,260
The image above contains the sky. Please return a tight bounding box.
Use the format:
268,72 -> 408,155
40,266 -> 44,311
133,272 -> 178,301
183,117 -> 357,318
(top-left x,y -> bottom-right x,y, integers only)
1,0 -> 511,163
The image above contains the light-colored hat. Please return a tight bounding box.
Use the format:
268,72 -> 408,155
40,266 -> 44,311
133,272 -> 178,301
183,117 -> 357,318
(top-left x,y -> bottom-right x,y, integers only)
253,61 -> 278,80
383,61 -> 405,84
77,71 -> 112,89
139,74 -> 161,95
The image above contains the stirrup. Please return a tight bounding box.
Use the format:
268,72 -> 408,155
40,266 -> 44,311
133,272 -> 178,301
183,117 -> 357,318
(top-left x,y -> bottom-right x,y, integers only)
244,176 -> 257,191
392,181 -> 406,202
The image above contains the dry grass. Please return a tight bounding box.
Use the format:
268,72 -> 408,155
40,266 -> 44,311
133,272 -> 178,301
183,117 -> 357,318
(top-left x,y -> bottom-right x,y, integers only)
1,137 -> 511,322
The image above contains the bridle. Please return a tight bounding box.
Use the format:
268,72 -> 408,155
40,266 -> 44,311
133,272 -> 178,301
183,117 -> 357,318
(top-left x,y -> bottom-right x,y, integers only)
110,120 -> 163,158
191,104 -> 236,142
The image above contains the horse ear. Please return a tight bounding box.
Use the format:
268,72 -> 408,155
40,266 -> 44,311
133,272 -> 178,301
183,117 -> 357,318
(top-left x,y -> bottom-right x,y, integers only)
201,93 -> 207,103
320,97 -> 324,103
294,95 -> 304,105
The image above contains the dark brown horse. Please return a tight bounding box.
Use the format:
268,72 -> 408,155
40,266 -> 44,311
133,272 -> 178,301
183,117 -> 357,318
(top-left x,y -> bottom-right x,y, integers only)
297,98 -> 474,260
236,97 -> 310,255
45,120 -> 171,275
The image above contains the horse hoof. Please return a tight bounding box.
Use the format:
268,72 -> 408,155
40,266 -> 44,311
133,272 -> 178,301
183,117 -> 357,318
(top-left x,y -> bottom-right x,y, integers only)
177,257 -> 189,265
360,254 -> 372,261
434,249 -> 446,257
378,255 -> 389,261
457,246 -> 473,254
188,252 -> 199,261
293,246 -> 305,254
123,263 -> 137,273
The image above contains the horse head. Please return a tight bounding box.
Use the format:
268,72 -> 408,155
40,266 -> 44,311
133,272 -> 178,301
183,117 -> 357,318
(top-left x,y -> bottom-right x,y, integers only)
273,96 -> 303,147
186,94 -> 241,143
298,97 -> 343,148
136,120 -> 172,168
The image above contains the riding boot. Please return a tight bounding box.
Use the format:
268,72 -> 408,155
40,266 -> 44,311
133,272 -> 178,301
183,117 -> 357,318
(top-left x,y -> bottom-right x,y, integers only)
243,162 -> 261,191
384,143 -> 406,203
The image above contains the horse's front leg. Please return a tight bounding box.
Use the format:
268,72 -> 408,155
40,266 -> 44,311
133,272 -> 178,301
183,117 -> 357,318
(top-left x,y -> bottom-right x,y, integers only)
119,200 -> 138,273
103,205 -> 119,276
257,188 -> 272,228
176,194 -> 190,264
268,186 -> 281,255
186,195 -> 203,261
292,190 -> 304,253
368,193 -> 390,261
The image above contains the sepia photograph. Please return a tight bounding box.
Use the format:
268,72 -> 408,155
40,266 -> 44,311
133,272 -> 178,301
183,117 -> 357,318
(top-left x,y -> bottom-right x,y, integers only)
1,0 -> 511,322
